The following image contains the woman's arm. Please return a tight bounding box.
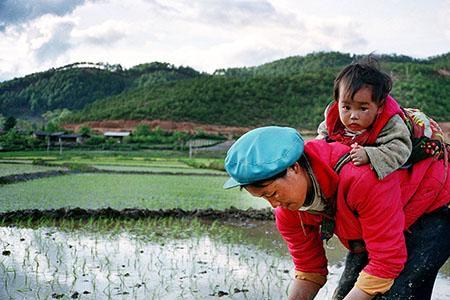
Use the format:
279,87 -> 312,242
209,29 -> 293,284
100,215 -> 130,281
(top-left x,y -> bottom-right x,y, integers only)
274,208 -> 328,299
288,279 -> 321,300
343,168 -> 406,296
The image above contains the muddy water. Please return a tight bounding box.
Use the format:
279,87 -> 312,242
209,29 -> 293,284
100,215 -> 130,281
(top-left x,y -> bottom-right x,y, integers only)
0,219 -> 448,300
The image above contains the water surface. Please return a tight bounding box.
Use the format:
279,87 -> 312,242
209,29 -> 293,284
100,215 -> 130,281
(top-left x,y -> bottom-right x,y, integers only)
0,218 -> 447,299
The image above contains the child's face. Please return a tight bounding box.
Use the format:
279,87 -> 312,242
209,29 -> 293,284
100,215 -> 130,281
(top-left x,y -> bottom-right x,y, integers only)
338,85 -> 381,132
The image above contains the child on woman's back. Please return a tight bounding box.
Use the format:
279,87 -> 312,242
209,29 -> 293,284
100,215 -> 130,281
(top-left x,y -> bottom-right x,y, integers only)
317,58 -> 412,179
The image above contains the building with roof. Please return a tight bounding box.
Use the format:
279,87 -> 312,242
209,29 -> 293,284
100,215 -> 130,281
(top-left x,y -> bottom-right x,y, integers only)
33,131 -> 88,145
103,131 -> 131,143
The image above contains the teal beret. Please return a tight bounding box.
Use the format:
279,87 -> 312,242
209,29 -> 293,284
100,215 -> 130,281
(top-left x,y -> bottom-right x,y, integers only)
223,126 -> 304,189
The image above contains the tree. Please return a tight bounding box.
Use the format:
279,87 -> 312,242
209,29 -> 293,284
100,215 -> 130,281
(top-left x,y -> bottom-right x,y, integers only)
42,109 -> 72,125
46,121 -> 62,133
4,116 -> 17,131
78,126 -> 92,136
134,124 -> 151,136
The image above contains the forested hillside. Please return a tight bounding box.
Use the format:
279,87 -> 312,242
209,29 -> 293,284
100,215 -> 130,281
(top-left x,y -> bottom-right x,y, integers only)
66,71 -> 335,128
1,52 -> 449,130
0,62 -> 203,117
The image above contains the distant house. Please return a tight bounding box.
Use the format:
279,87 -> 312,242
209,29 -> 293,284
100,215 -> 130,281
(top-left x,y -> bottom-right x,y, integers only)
33,131 -> 88,145
103,131 -> 131,143
60,133 -> 86,144
33,131 -> 64,144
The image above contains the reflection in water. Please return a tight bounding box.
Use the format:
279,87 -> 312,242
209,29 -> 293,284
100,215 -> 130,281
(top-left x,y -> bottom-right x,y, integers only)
0,218 -> 448,299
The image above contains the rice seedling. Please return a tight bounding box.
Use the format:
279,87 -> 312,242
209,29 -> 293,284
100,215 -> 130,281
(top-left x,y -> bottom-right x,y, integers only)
0,215 -> 447,299
2,218 -> 266,298
0,173 -> 267,212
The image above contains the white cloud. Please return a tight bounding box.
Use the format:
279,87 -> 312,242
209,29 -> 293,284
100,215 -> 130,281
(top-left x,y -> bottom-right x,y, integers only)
438,6 -> 450,41
300,16 -> 368,53
190,0 -> 278,27
33,20 -> 76,63
73,20 -> 128,46
0,0 -> 448,81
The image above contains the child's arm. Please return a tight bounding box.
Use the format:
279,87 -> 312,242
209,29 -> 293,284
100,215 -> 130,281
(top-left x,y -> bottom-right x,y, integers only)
316,103 -> 333,139
316,120 -> 328,139
362,115 -> 412,179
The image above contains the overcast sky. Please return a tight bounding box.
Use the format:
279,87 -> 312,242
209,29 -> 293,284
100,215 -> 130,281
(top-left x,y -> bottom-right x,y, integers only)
0,0 -> 449,81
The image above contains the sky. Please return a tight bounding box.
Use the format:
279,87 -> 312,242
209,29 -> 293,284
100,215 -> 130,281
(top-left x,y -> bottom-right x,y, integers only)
0,0 -> 449,81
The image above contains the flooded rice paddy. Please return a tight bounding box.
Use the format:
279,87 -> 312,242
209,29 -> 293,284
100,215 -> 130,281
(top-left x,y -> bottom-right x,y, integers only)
0,173 -> 267,212
0,218 -> 448,300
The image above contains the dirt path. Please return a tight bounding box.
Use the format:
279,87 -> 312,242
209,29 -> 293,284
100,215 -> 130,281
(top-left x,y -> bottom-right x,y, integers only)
63,119 -> 320,137
63,119 -> 253,137
0,170 -> 74,184
0,207 -> 275,223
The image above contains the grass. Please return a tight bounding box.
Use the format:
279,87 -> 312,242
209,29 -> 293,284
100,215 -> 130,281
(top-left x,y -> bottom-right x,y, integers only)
0,149 -> 184,158
92,164 -> 225,174
0,149 -> 213,160
0,173 -> 268,212
0,150 -> 226,171
48,157 -> 190,167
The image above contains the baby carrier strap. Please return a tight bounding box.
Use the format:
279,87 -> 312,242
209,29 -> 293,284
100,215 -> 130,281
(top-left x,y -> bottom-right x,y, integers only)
402,107 -> 449,165
321,152 -> 366,252
320,153 -> 351,241
401,107 -> 449,193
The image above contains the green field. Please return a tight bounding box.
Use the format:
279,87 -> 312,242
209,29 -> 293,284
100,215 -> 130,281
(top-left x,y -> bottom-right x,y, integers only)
0,173 -> 267,212
0,149 -> 220,160
0,150 -> 253,212
0,149 -> 449,300
0,162 -> 65,177
0,150 -> 225,172
92,164 -> 225,174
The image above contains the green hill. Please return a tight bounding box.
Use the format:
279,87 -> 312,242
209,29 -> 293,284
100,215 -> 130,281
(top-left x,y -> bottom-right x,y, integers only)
0,62 -> 203,117
65,70 -> 336,128
1,52 -> 449,130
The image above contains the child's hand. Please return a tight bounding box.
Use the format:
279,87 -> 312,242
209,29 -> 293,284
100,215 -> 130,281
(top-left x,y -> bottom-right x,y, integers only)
350,143 -> 369,166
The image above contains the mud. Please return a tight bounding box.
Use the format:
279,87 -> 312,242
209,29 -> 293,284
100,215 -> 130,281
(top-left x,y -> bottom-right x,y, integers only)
0,207 -> 275,224
0,170 -> 74,185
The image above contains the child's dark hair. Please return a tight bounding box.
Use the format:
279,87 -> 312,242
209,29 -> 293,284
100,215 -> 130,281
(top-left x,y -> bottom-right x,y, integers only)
333,56 -> 392,105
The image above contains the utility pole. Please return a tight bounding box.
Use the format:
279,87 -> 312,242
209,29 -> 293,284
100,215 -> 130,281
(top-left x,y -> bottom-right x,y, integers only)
47,135 -> 50,153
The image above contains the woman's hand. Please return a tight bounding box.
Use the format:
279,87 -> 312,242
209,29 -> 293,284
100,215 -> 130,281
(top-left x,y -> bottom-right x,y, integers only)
288,279 -> 321,300
343,286 -> 374,300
